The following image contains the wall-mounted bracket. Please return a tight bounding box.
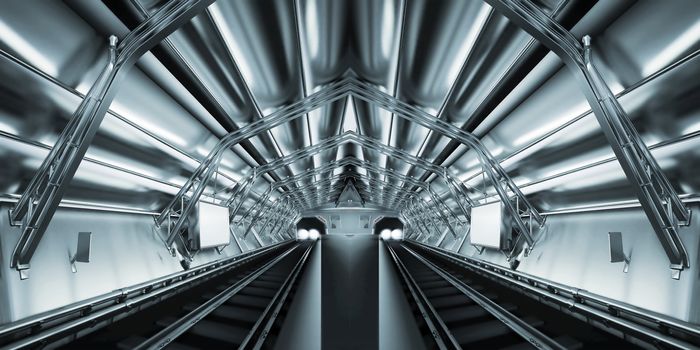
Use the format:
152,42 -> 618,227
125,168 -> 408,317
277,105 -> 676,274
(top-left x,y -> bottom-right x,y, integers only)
608,232 -> 631,273
8,0 -> 220,276
70,232 -> 92,273
483,0 -> 691,274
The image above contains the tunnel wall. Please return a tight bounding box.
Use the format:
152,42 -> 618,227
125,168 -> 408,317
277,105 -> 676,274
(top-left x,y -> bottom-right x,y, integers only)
0,204 -> 264,323
313,209 -> 397,235
432,203 -> 700,323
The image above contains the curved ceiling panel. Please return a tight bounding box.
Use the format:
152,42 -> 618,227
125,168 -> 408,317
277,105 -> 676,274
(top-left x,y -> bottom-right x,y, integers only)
1,0 -> 699,226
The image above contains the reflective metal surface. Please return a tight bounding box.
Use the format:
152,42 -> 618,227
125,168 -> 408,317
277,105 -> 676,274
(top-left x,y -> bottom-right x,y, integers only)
1,0 -> 700,326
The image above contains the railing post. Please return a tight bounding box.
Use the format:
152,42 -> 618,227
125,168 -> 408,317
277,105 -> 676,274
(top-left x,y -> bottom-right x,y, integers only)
483,0 -> 692,276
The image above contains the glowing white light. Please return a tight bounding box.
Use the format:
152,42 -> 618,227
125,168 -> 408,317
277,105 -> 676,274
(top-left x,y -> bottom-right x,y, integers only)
297,229 -> 309,240
381,0 -> 396,58
512,100 -> 590,147
446,6 -> 492,86
110,101 -> 189,147
0,120 -> 19,134
209,5 -> 255,86
342,96 -> 359,133
682,120 -> 700,135
391,229 -> 403,240
380,229 -> 392,240
643,19 -> 700,76
305,0 -> 319,58
0,20 -> 58,76
308,229 -> 320,240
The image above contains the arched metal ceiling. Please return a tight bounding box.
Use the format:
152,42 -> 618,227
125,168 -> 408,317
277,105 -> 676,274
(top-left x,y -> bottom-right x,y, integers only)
1,0 -> 700,270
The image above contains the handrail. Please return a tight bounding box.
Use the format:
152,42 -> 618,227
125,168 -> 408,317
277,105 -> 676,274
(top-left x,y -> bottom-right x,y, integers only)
402,244 -> 565,350
482,0 -> 691,274
7,0 -> 219,277
133,242 -> 307,350
409,240 -> 700,349
159,78 -> 534,248
238,242 -> 315,349
385,243 -> 458,349
0,240 -> 292,348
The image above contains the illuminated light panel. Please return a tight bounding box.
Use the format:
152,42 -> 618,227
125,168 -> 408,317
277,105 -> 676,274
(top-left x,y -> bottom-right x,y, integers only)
304,0 -> 319,58
297,229 -> 309,240
0,19 -> 58,76
642,19 -> 700,76
380,229 -> 391,240
308,229 -> 320,240
446,6 -> 492,86
380,0 -> 396,58
208,5 -> 255,87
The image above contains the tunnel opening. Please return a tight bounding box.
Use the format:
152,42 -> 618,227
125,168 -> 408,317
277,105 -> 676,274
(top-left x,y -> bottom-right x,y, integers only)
0,1 -> 699,349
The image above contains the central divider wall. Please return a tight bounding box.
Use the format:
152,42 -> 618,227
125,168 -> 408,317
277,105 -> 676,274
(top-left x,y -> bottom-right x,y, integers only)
275,234 -> 424,350
274,237 -> 322,350
321,234 -> 378,349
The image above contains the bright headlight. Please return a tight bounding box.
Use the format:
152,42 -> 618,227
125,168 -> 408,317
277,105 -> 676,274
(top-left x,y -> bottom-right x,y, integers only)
308,229 -> 320,240
297,229 -> 309,240
380,229 -> 392,240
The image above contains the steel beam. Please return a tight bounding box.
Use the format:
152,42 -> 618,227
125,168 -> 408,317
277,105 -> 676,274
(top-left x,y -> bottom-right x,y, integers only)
8,0 -> 217,276
158,78 -> 541,251
483,0 -> 691,273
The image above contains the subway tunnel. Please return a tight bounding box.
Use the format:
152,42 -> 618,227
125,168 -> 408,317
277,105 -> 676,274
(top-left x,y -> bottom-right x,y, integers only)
1,0 -> 700,349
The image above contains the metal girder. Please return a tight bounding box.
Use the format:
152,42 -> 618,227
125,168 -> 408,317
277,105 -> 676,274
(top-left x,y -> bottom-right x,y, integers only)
484,0 -> 691,273
156,77 -> 540,252
406,198 -> 439,242
347,158 -> 462,226
157,79 -> 353,223
243,200 -> 282,238
352,175 -> 458,240
157,80 -> 353,246
222,131 -> 472,220
283,171 -> 428,218
236,185 -> 273,229
402,197 -> 449,238
351,170 -> 459,239
8,0 -> 217,277
264,199 -> 294,239
350,81 -> 543,249
237,131 -> 473,219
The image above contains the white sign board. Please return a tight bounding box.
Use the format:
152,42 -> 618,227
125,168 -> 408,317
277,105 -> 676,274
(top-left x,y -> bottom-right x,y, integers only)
470,201 -> 505,249
197,202 -> 231,249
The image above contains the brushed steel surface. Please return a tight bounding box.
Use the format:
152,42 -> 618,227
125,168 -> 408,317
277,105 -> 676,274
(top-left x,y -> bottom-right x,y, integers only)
0,0 -> 699,327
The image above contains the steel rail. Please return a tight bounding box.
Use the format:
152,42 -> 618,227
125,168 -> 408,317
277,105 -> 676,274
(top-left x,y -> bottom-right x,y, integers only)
385,243 -> 456,349
159,79 -> 534,249
402,245 -> 565,350
225,132 -> 471,219
238,242 -> 314,349
482,0 -> 691,274
134,242 -> 311,350
154,78 -> 531,254
410,240 -> 700,349
238,190 -> 278,239
351,83 -> 542,248
160,81 -> 354,246
0,241 -> 292,349
8,0 -> 218,278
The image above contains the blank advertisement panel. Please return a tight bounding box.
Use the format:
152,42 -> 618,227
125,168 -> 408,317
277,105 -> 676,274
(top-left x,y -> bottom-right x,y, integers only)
196,202 -> 231,249
470,201 -> 511,249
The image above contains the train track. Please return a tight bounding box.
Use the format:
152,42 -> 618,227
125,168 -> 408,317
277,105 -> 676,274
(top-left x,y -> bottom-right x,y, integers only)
64,241 -> 313,350
0,241 -> 313,350
387,241 -> 646,349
